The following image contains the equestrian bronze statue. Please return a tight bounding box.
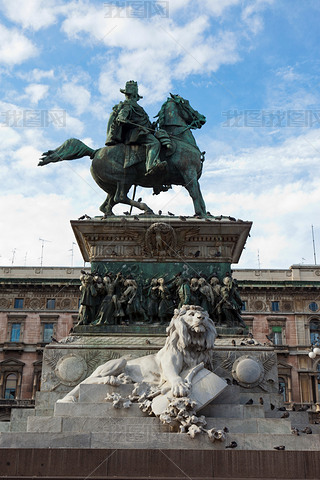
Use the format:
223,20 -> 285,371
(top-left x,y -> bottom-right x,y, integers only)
39,81 -> 207,217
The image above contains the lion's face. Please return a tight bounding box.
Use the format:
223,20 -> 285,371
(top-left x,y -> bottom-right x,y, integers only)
183,309 -> 209,334
166,306 -> 217,362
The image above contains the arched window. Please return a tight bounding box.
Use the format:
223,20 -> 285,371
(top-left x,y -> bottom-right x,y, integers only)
278,377 -> 287,402
4,374 -> 17,399
310,320 -> 320,345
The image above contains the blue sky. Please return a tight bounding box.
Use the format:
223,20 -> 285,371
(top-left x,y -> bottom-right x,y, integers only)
1,0 -> 320,269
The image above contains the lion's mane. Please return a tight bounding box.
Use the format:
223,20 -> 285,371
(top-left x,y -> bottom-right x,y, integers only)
164,305 -> 217,369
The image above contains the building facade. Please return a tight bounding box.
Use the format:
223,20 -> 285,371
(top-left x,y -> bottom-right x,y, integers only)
0,264 -> 319,418
0,267 -> 81,419
234,265 -> 320,407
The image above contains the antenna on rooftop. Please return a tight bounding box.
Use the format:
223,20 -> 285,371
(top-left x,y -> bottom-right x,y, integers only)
39,238 -> 51,267
257,249 -> 261,269
69,242 -> 76,267
311,225 -> 317,265
11,248 -> 16,266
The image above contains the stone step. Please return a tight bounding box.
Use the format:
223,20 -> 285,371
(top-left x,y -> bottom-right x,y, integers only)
265,410 -> 309,424
9,408 -> 35,432
27,415 -> 170,434
205,417 -> 292,434
1,430 -> 320,450
200,403 -> 265,419
54,401 -> 148,418
27,414 -> 292,435
0,422 -> 9,432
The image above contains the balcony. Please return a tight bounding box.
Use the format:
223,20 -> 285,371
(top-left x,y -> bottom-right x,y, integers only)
2,341 -> 25,353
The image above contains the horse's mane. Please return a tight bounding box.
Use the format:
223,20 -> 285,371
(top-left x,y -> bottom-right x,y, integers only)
155,98 -> 170,129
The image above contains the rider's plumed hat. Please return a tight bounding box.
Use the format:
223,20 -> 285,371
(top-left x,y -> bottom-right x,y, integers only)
120,80 -> 143,99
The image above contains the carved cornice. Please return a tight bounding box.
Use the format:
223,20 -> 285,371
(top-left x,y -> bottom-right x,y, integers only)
71,217 -> 252,264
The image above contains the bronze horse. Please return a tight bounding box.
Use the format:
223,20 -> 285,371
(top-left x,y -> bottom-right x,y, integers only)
39,94 -> 207,216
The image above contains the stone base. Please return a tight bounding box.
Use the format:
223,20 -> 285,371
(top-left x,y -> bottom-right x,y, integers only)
1,448 -> 320,479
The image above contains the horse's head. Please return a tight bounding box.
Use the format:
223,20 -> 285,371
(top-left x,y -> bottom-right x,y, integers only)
169,93 -> 206,129
156,94 -> 206,129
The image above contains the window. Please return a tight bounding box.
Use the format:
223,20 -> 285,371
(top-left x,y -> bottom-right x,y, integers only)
43,323 -> 53,343
4,374 -> 17,399
272,326 -> 282,345
310,320 -> 320,345
241,301 -> 247,312
46,299 -> 56,310
278,377 -> 287,402
309,302 -> 319,312
14,298 -> 23,309
271,301 -> 280,312
10,323 -> 21,342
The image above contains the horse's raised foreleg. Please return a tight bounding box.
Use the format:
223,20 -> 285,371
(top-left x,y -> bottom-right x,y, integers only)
114,182 -> 154,214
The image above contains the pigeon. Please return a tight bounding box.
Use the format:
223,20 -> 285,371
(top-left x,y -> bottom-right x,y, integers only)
133,216 -> 139,220
168,211 -> 175,216
179,215 -> 187,221
123,211 -> 130,216
302,427 -> 312,434
245,399 -> 253,405
223,427 -> 229,433
281,412 -> 289,418
274,445 -> 285,450
205,218 -> 211,222
291,427 -> 300,436
78,214 -> 91,220
145,339 -> 151,345
270,403 -> 275,410
158,210 -> 162,215
298,405 -> 310,411
259,397 -> 264,405
231,339 -> 236,346
225,441 -> 237,449
194,250 -> 201,257
137,197 -> 142,202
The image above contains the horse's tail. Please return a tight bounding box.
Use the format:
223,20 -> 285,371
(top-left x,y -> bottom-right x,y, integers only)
38,138 -> 96,166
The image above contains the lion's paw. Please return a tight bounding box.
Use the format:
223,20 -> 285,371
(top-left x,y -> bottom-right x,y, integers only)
96,375 -> 120,386
171,380 -> 190,397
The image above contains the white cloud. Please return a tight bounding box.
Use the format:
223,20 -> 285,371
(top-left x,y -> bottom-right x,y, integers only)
18,68 -> 55,82
59,82 -> 91,115
62,4 -> 242,104
25,83 -> 49,104
0,24 -> 38,65
0,0 -> 66,31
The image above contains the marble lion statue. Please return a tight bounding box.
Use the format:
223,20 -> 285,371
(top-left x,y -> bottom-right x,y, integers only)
59,305 -> 217,403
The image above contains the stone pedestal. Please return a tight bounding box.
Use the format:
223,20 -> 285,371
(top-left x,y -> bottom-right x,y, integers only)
71,215 -> 252,279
